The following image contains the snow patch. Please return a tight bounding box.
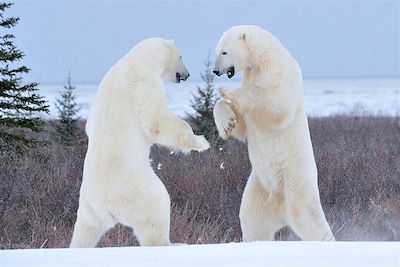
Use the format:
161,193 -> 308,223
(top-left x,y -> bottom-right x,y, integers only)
1,242 -> 398,267
157,163 -> 162,170
38,78 -> 400,119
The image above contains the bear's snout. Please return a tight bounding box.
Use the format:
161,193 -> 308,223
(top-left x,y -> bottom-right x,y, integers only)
181,72 -> 190,81
176,72 -> 190,83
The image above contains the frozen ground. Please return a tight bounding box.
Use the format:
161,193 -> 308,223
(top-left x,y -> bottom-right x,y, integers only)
1,242 -> 399,267
40,78 -> 399,119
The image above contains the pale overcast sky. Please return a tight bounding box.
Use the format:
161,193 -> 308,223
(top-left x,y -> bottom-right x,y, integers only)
8,1 -> 400,83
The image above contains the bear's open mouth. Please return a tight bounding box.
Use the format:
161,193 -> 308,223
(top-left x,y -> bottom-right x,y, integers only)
176,73 -> 181,83
227,66 -> 235,79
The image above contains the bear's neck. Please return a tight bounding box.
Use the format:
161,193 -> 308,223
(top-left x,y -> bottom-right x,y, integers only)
243,56 -> 282,88
122,48 -> 167,77
245,56 -> 281,77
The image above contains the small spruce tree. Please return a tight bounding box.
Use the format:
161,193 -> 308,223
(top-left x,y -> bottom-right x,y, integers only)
189,52 -> 220,145
54,71 -> 80,145
0,2 -> 49,153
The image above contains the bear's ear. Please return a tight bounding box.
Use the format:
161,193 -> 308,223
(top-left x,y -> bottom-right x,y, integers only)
239,33 -> 246,41
165,39 -> 174,46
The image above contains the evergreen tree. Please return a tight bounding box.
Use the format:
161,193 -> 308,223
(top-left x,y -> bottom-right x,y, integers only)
189,52 -> 220,145
54,71 -> 80,145
0,2 -> 49,153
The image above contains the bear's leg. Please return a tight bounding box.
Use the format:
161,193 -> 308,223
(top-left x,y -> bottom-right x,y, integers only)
70,200 -> 109,248
284,187 -> 335,241
133,215 -> 170,246
119,176 -> 171,246
239,174 -> 285,242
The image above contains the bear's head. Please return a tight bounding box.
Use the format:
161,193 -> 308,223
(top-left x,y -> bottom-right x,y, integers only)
161,40 -> 190,83
213,25 -> 267,79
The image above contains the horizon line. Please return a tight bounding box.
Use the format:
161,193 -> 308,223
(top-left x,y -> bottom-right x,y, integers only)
35,76 -> 400,85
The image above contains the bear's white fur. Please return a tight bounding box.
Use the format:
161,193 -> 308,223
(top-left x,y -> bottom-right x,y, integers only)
213,25 -> 335,241
70,38 -> 210,247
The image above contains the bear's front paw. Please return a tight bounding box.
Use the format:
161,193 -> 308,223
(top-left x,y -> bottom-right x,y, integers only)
214,100 -> 237,140
192,135 -> 210,152
218,117 -> 237,140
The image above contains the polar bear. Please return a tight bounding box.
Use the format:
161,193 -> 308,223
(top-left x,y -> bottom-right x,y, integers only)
213,25 -> 335,241
70,38 -> 210,248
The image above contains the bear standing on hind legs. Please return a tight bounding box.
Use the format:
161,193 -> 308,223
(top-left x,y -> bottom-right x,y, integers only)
213,25 -> 335,241
70,38 -> 210,248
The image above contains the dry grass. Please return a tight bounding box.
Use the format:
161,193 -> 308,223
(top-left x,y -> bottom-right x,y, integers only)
0,115 -> 399,249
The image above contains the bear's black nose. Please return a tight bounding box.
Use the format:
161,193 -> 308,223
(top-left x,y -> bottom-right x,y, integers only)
213,70 -> 220,76
181,73 -> 190,81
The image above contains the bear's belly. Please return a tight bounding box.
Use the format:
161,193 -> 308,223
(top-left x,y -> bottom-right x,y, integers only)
81,129 -> 153,191
247,128 -> 300,192
247,135 -> 284,193
246,122 -> 318,193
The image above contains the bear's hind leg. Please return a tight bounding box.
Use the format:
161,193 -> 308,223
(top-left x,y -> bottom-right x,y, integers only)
133,217 -> 170,246
70,200 -> 110,248
118,176 -> 171,246
240,174 -> 285,242
284,186 -> 335,241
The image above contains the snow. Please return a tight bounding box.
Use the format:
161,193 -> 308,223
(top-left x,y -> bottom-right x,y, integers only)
157,163 -> 163,170
39,78 -> 399,119
303,78 -> 400,117
1,242 -> 399,267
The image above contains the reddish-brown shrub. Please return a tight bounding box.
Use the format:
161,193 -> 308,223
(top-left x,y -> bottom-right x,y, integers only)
0,116 -> 399,249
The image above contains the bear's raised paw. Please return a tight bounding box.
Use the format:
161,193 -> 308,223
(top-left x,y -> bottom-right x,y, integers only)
213,99 -> 237,140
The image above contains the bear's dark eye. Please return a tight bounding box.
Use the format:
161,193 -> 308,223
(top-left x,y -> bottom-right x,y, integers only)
222,52 -> 227,55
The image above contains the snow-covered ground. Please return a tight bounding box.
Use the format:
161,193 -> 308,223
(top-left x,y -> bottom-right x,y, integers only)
40,78 -> 399,119
1,242 -> 399,267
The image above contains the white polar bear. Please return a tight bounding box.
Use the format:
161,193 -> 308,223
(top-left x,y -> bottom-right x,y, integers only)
70,38 -> 210,248
213,25 -> 335,241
